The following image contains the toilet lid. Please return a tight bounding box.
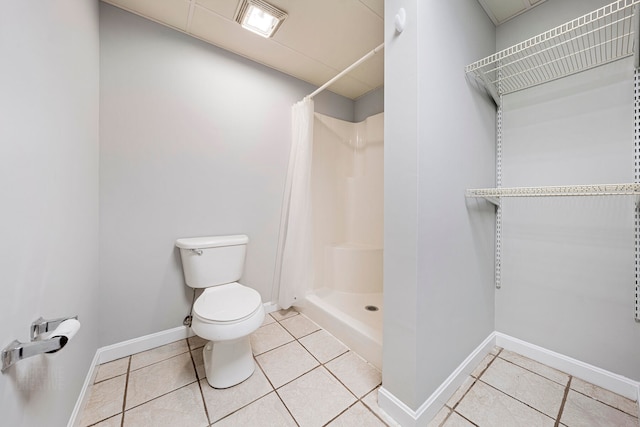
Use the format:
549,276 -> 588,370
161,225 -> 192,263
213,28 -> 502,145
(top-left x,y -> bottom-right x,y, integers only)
193,282 -> 262,322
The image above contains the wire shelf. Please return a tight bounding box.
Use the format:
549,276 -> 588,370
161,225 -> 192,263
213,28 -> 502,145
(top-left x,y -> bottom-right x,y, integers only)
466,183 -> 640,205
466,0 -> 640,103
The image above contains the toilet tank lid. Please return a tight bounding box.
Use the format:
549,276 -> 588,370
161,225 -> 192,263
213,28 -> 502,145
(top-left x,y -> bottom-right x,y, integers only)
175,235 -> 249,249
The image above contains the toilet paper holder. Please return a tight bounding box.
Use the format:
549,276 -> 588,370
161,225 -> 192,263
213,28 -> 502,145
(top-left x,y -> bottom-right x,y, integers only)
1,315 -> 79,372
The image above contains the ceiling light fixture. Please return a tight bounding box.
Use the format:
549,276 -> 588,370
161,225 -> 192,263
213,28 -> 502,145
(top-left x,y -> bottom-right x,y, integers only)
235,0 -> 287,38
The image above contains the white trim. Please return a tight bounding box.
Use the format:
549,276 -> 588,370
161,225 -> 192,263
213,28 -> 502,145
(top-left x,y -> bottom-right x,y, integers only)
66,350 -> 101,427
495,332 -> 640,401
98,325 -> 192,364
68,301 -> 278,426
378,332 -> 497,426
378,332 -> 640,426
263,301 -> 279,314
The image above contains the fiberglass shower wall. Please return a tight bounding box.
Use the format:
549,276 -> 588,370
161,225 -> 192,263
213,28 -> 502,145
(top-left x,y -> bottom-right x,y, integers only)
311,113 -> 384,294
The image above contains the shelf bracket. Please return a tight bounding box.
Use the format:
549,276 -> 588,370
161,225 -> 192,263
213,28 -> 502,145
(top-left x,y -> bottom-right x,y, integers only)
634,5 -> 640,69
495,92 -> 503,290
634,68 -> 640,322
476,68 -> 501,107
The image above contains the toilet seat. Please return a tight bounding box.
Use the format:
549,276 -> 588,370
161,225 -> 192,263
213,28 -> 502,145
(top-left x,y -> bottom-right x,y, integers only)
193,282 -> 262,324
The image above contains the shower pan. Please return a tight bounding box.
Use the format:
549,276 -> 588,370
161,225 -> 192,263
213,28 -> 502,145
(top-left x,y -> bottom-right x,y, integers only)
299,111 -> 384,369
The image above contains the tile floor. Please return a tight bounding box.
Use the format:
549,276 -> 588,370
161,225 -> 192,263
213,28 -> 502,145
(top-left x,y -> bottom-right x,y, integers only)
77,309 -> 389,427
428,347 -> 640,427
77,309 -> 639,427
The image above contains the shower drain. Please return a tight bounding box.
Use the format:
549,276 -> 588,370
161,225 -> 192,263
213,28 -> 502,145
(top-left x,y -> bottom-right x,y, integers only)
364,305 -> 379,312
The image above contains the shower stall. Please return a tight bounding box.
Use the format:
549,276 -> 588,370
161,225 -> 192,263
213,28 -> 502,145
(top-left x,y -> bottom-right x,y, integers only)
299,111 -> 384,369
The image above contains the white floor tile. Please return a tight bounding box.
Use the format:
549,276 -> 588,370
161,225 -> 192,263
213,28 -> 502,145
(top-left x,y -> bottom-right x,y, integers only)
123,382 -> 208,427
270,308 -> 299,321
187,335 -> 208,351
277,367 -> 357,427
256,341 -> 319,388
212,391 -> 296,427
327,402 -> 386,426
93,414 -> 123,427
362,388 -> 401,427
481,357 -> 565,418
570,377 -> 638,416
95,357 -> 129,383
200,363 -> 273,423
560,390 -> 638,427
470,353 -> 496,378
125,352 -> 196,409
280,314 -> 321,339
427,406 -> 450,427
446,376 -> 475,408
299,330 -> 348,364
78,375 -> 126,427
262,313 -> 276,326
250,322 -> 295,355
499,350 -> 569,386
130,340 -> 189,371
456,381 -> 555,427
443,412 -> 476,427
325,351 -> 381,398
191,347 -> 205,380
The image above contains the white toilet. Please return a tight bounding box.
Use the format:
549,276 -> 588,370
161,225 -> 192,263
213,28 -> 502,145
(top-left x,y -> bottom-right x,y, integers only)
175,234 -> 264,388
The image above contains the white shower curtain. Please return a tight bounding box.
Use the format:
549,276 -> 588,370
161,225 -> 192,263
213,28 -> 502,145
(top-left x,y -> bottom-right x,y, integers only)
277,97 -> 315,309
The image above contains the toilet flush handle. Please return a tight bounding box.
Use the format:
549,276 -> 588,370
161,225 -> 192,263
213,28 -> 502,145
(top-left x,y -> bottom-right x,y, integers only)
190,249 -> 203,256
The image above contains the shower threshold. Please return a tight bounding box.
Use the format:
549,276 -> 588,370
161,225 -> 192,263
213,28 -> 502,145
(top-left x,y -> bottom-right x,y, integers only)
299,288 -> 382,369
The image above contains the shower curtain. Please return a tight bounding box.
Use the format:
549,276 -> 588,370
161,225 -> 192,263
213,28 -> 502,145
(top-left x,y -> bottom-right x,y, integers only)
277,97 -> 314,309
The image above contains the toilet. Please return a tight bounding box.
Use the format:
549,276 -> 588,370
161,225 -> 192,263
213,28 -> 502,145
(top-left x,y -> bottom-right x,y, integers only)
175,234 -> 264,388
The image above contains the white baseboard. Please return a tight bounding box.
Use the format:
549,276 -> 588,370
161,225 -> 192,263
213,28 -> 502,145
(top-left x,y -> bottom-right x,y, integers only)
378,332 -> 497,427
263,301 -> 279,314
68,302 -> 279,426
495,332 -> 640,401
67,350 -> 101,427
98,325 -> 192,365
69,319 -> 640,427
378,331 -> 640,426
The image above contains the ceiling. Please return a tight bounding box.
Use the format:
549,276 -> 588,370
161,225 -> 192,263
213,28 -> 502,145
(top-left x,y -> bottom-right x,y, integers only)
101,0 -> 384,100
101,0 -> 547,100
478,0 -> 548,26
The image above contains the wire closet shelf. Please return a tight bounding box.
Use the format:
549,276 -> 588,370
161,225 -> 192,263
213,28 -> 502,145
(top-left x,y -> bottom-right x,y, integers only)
466,183 -> 640,205
465,0 -> 640,103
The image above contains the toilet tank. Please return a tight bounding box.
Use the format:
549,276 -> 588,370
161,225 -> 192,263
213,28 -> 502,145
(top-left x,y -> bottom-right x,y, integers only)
175,235 -> 248,288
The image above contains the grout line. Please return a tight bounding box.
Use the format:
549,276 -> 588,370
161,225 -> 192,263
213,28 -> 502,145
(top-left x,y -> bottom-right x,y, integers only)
128,340 -> 190,373
255,356 -> 278,391
472,349 -> 500,380
189,346 -> 212,426
273,388 -> 301,427
450,377 -> 479,411
271,310 -> 384,425
570,387 -> 640,418
455,411 -> 479,427
120,356 -> 131,427
122,380 -> 199,413
480,380 -> 556,422
322,400 -> 360,426
497,351 -> 568,387
554,376 -> 572,427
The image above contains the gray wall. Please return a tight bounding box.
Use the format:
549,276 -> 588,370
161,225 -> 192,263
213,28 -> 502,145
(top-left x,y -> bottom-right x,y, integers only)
383,0 -> 496,410
0,1 -> 100,426
98,3 -> 356,346
496,0 -> 640,380
355,86 -> 384,122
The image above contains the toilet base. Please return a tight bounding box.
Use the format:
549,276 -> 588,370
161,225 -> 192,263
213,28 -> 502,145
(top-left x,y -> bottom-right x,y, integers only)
202,336 -> 255,388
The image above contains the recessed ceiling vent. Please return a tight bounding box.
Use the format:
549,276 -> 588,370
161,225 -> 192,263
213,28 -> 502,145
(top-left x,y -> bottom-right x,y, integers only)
235,0 -> 288,38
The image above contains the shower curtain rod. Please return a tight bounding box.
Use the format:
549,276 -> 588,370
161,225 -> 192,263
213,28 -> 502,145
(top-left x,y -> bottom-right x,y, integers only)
306,43 -> 384,100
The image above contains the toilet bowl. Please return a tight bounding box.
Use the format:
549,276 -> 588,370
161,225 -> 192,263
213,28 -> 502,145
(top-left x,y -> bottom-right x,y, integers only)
191,282 -> 264,388
176,235 -> 265,388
